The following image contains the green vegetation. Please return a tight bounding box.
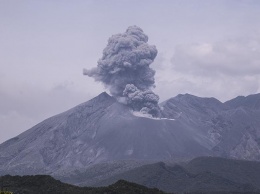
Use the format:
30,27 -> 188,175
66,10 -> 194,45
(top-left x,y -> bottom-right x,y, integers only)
0,191 -> 13,194
0,175 -> 168,194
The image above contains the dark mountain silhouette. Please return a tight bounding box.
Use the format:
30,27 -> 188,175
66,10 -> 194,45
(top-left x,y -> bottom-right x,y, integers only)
2,157 -> 260,194
0,175 -> 167,194
90,157 -> 260,193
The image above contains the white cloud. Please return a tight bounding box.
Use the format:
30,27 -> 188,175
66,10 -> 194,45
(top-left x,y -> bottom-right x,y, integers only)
154,36 -> 260,102
0,78 -> 102,143
171,36 -> 260,76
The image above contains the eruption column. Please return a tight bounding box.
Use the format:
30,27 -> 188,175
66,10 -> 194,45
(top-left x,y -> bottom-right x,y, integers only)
84,26 -> 160,117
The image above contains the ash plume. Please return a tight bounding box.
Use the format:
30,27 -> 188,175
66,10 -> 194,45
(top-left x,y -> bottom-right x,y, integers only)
84,26 -> 160,117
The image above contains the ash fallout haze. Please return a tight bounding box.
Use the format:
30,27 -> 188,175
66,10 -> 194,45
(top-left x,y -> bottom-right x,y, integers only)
1,0 -> 260,144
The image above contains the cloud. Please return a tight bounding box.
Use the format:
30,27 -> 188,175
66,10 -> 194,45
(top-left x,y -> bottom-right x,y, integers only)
0,79 -> 94,143
153,36 -> 260,102
171,36 -> 260,77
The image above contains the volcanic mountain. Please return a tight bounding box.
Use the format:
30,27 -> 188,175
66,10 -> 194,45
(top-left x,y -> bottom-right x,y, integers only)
0,92 -> 260,176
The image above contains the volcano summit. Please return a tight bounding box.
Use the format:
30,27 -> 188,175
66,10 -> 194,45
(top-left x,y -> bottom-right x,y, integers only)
1,92 -> 260,177
1,27 -> 260,191
84,26 -> 160,117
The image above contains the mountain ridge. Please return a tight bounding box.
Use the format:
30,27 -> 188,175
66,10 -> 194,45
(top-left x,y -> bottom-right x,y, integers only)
224,93 -> 260,110
89,156 -> 260,193
1,92 -> 260,177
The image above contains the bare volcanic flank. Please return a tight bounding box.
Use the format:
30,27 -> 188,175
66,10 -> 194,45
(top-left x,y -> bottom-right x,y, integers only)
0,92 -> 211,176
1,92 -> 260,177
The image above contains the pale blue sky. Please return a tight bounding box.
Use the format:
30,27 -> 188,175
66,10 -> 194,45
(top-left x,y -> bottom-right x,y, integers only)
1,0 -> 260,143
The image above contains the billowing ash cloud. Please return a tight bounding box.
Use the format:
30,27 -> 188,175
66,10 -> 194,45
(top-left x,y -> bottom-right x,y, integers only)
84,26 -> 160,117
123,84 -> 160,116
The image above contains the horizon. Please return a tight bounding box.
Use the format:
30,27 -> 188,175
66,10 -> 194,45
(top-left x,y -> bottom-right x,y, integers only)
1,0 -> 260,143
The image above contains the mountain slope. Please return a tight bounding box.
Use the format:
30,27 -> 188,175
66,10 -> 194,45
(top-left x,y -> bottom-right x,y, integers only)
1,92 -> 260,176
0,92 -> 212,176
224,93 -> 260,110
161,93 -> 260,160
186,157 -> 260,188
0,92 -> 117,175
92,157 -> 260,193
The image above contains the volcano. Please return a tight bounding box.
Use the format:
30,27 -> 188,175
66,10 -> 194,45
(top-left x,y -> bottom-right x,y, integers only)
0,92 -> 260,177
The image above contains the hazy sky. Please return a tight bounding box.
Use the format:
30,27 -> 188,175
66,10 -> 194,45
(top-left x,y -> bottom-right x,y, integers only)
1,0 -> 260,143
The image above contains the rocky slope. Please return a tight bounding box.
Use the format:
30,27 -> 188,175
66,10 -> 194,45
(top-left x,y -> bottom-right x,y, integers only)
91,157 -> 260,193
161,93 -> 260,160
0,92 -> 260,177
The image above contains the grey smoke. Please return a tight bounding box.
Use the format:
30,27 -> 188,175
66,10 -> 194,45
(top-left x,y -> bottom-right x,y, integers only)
123,84 -> 160,116
84,26 -> 160,117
